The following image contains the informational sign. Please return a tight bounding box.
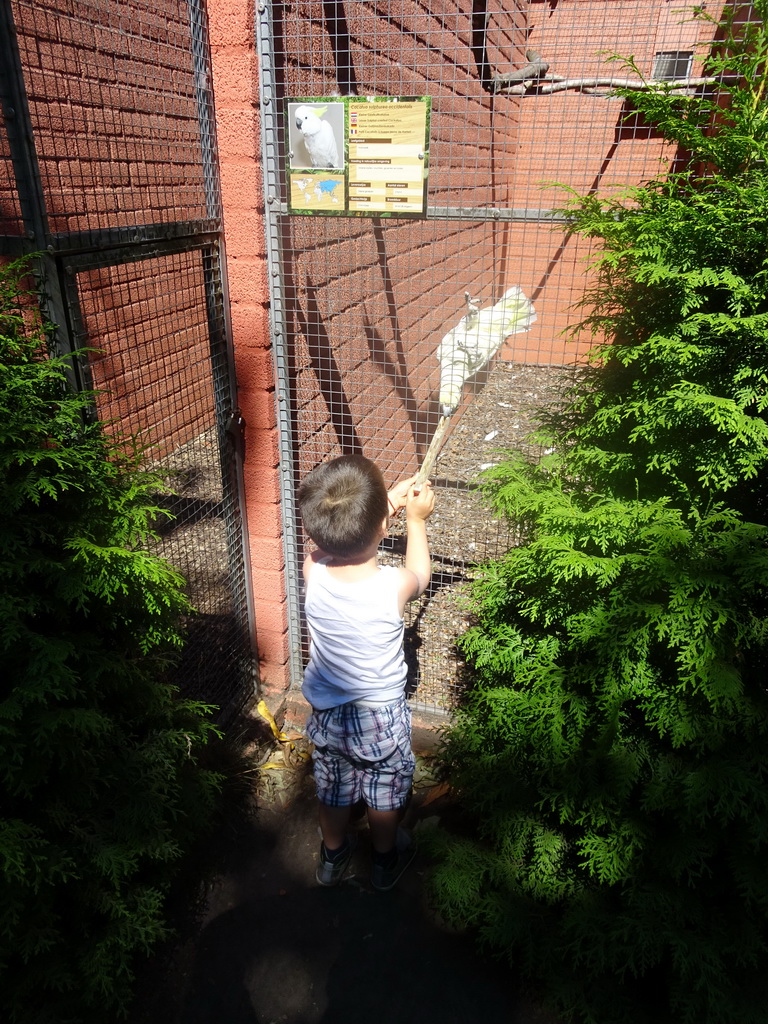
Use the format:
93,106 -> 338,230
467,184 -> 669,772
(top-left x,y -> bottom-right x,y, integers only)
286,97 -> 430,218
347,99 -> 429,214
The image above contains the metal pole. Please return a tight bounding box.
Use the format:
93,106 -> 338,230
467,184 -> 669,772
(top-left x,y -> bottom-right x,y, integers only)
255,0 -> 305,688
187,0 -> 221,226
270,200 -> 568,223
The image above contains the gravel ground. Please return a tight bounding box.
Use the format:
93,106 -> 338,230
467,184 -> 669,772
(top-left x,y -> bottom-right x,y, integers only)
385,360 -> 582,711
153,427 -> 232,618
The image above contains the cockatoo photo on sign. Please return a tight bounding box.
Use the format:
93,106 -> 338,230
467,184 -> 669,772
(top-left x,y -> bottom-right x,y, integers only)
294,105 -> 340,168
437,287 -> 537,417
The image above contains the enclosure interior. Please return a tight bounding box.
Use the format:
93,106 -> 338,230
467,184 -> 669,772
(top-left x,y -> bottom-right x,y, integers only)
268,0 -> 723,710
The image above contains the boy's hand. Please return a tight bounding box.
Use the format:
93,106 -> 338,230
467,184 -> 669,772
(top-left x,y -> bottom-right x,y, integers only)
406,481 -> 435,521
387,474 -> 418,516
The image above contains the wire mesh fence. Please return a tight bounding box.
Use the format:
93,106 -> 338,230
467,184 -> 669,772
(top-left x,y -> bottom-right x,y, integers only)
8,0 -> 220,240
1,0 -> 741,717
1,0 -> 254,721
261,0 -> 728,711
62,244 -> 253,714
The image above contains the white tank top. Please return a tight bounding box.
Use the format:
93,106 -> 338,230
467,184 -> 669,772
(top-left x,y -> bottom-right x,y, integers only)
302,560 -> 407,710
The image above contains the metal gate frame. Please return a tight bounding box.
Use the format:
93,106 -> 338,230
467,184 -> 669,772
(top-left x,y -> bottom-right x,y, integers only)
255,0 -> 568,697
0,0 -> 257,721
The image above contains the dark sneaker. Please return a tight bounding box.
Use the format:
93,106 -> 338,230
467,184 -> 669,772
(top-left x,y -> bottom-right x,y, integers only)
371,830 -> 415,892
315,835 -> 356,887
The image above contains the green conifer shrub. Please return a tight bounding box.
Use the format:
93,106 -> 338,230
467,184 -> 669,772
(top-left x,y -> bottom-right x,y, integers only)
0,258 -> 221,1023
428,7 -> 768,1023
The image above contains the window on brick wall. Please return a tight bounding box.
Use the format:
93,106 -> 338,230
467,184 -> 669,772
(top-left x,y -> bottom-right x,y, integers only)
652,50 -> 693,80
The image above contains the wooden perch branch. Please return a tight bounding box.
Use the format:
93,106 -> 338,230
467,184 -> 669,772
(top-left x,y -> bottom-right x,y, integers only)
494,49 -> 550,89
415,415 -> 448,487
495,70 -> 733,97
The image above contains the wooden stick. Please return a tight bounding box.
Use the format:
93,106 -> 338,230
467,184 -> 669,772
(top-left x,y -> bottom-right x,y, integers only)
415,415 -> 448,486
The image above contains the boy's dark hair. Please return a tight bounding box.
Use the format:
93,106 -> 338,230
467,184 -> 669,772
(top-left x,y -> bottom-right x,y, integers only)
298,454 -> 388,558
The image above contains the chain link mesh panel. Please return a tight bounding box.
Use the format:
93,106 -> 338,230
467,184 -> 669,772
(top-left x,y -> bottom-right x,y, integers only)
263,0 -> 728,711
9,0 -> 220,242
64,245 -> 253,713
2,0 -> 254,721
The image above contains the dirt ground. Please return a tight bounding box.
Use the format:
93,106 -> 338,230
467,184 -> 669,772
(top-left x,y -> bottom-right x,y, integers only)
128,730 -> 562,1024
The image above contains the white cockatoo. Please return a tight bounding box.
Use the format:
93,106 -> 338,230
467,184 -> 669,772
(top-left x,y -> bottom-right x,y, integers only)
294,105 -> 339,168
436,287 -> 537,416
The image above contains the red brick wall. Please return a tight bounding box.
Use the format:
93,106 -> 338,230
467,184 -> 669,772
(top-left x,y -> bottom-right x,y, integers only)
11,0 -> 210,234
77,255 -> 217,453
503,0 -> 726,352
207,0 -> 287,695
0,132 -> 23,235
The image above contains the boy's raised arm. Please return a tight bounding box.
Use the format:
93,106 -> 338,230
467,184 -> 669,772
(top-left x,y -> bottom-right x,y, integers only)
404,482 -> 434,597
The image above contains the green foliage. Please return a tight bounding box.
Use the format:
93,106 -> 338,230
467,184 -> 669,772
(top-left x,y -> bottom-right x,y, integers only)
0,258 -> 221,1023
605,1 -> 768,178
429,9 -> 768,1023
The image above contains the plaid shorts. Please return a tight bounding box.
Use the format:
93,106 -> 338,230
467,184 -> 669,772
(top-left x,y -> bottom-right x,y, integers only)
305,695 -> 415,811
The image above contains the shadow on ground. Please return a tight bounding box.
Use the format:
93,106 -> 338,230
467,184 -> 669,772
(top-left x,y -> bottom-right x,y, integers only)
129,761 -> 559,1024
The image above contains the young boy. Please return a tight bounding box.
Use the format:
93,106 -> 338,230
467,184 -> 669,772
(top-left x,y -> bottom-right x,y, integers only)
298,454 -> 435,891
